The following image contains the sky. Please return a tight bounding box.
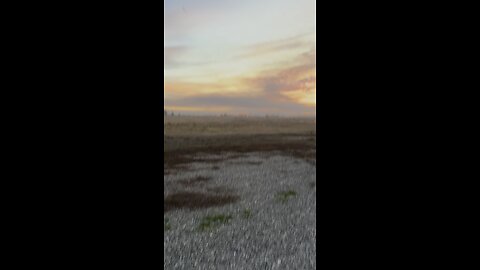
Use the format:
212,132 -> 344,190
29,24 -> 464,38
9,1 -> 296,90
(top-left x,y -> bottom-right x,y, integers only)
164,0 -> 316,116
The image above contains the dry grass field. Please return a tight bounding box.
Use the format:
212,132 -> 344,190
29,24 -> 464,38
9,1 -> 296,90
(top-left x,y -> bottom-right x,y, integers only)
164,115 -> 316,207
164,115 -> 315,137
164,115 -> 315,152
164,116 -> 316,174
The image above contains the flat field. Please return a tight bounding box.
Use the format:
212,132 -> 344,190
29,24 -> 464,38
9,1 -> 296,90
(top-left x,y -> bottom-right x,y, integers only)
164,115 -> 315,152
164,115 -> 316,269
164,115 -> 315,137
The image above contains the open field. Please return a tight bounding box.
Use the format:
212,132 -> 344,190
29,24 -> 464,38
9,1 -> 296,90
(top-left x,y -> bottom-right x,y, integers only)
164,116 -> 316,269
164,115 -> 315,153
164,115 -> 315,137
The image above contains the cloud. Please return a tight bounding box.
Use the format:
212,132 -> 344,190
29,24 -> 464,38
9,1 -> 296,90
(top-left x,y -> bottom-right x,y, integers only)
164,0 -> 231,43
164,46 -> 316,115
237,33 -> 315,59
164,46 -> 188,67
163,1 -> 316,115
165,93 -> 314,115
243,49 -> 316,104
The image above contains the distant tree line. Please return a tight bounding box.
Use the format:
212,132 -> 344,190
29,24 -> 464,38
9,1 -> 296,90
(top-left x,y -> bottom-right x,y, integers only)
164,110 -> 286,118
164,110 -> 175,116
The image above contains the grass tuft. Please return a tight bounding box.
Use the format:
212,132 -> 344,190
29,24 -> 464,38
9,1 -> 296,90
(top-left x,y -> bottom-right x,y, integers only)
276,190 -> 297,203
242,209 -> 252,219
164,218 -> 172,231
198,214 -> 233,231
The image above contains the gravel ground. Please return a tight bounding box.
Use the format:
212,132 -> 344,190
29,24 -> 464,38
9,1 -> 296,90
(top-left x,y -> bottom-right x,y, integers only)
164,152 -> 316,269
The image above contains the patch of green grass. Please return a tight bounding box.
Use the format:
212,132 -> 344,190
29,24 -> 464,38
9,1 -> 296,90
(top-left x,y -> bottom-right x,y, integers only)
242,209 -> 252,219
164,218 -> 172,231
198,214 -> 233,231
276,190 -> 297,203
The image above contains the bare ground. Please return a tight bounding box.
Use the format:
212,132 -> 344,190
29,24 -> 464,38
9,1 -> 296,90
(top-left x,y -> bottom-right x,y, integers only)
163,116 -> 316,268
164,116 -> 315,213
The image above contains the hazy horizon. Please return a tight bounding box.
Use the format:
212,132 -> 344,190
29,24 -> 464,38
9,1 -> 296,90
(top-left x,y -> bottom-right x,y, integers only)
164,0 -> 316,116
164,111 -> 316,118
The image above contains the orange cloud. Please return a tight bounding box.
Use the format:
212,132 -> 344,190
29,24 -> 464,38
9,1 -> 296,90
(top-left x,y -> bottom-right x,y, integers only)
237,33 -> 314,59
164,35 -> 316,115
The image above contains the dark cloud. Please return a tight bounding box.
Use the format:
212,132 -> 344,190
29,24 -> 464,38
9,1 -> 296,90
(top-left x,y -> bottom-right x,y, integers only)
246,51 -> 316,100
168,95 -> 264,108
164,46 -> 188,67
167,94 -> 313,115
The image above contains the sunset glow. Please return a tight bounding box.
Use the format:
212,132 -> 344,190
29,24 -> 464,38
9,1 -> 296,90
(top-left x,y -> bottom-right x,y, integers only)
164,0 -> 316,116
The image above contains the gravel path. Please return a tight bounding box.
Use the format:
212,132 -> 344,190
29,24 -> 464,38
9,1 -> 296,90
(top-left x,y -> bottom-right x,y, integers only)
164,152 -> 316,269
